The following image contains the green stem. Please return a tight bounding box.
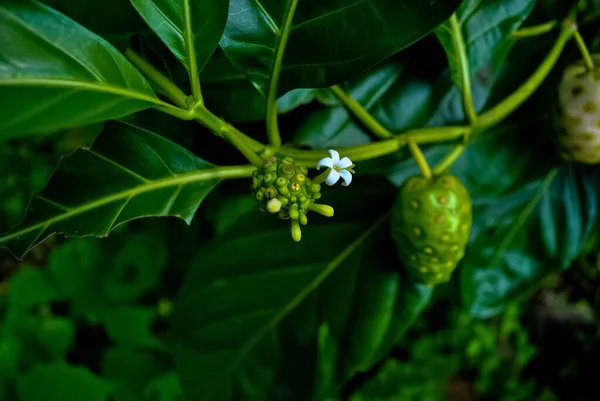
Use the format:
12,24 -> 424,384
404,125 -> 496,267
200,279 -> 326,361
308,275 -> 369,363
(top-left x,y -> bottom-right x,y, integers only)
407,139 -> 432,179
476,26 -> 575,130
206,164 -> 258,180
311,168 -> 330,185
278,126 -> 468,167
190,107 -> 264,167
153,104 -> 196,120
573,29 -> 595,70
183,2 -> 203,104
222,129 -> 264,167
124,48 -> 189,109
432,144 -> 465,175
329,85 -> 393,139
512,21 -> 557,38
449,13 -> 477,124
265,0 -> 298,147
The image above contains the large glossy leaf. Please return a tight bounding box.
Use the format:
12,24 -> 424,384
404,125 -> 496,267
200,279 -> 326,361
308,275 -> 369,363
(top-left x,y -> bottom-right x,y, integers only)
131,0 -> 228,85
434,0 -> 535,106
0,121 -> 243,259
0,1 -> 161,139
173,179 -> 432,400
172,221 -> 371,401
426,123 -> 599,319
220,0 -> 461,96
41,0 -> 149,48
201,48 -> 316,123
460,163 -> 598,319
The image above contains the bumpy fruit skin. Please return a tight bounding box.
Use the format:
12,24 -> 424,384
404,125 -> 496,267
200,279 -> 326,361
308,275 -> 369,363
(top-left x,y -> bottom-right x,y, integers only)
556,55 -> 600,164
251,156 -> 321,221
391,174 -> 472,286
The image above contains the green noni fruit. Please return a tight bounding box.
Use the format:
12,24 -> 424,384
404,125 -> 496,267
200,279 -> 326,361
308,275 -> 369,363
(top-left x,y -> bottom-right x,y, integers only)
251,156 -> 332,242
556,55 -> 600,164
391,174 -> 472,286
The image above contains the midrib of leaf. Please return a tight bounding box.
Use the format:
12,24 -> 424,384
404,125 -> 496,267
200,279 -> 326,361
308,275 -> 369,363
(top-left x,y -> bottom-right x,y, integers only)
0,164 -> 256,245
0,78 -> 164,107
221,214 -> 388,378
289,0 -> 369,31
182,0 -> 201,100
492,168 -> 558,261
251,0 -> 279,35
265,0 -> 297,137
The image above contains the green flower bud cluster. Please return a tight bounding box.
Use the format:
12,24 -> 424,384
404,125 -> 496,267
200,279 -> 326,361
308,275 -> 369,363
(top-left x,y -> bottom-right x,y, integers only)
252,156 -> 333,242
391,173 -> 472,286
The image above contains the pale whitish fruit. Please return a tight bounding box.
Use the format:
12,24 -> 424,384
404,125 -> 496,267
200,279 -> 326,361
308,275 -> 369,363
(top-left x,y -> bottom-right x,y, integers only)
557,55 -> 600,164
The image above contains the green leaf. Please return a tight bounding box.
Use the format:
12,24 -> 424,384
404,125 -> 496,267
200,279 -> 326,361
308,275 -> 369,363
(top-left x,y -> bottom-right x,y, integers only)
41,0 -> 149,48
130,0 -> 229,90
0,1 -> 161,139
36,317 -> 75,359
17,362 -> 114,401
48,238 -> 103,299
0,332 -> 23,380
103,233 -> 167,303
293,61 -> 404,148
314,324 -> 337,400
172,219 -> 383,400
0,121 -> 231,259
102,347 -> 166,401
462,163 -> 599,318
342,237 -> 433,378
144,373 -> 186,401
221,0 -> 461,96
180,47 -> 318,123
7,267 -> 59,310
0,144 -> 56,231
434,0 -> 535,100
103,307 -> 163,349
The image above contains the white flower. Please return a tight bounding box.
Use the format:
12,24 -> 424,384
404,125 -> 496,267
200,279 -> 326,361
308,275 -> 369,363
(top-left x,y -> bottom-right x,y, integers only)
316,149 -> 354,186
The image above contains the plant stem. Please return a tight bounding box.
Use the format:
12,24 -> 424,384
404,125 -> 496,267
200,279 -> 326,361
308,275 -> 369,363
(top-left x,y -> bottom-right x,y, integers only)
432,144 -> 465,175
206,164 -> 258,180
191,107 -> 264,167
277,126 -> 469,166
221,128 -> 264,167
312,168 -> 331,185
449,13 -> 478,125
265,0 -> 298,148
153,104 -> 196,120
124,48 -> 189,109
512,21 -> 557,38
573,29 -> 595,70
329,85 -> 393,139
407,138 -> 432,179
183,5 -> 203,105
476,25 -> 575,130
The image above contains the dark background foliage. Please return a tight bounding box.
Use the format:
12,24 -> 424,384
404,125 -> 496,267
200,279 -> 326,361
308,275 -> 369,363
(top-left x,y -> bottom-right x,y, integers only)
0,0 -> 599,400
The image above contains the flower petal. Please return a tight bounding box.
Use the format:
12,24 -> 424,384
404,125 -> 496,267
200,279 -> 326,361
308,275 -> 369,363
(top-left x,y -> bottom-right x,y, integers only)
327,149 -> 340,165
325,169 -> 341,186
316,157 -> 334,170
339,170 -> 353,187
336,156 -> 353,169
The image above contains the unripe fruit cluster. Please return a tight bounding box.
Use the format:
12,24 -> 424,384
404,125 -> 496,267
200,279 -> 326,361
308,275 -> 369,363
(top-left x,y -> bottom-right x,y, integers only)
251,156 -> 322,223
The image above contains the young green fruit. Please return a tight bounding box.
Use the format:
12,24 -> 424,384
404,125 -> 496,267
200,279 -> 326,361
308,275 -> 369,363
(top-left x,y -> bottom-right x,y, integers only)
251,156 -> 332,242
556,55 -> 600,164
391,174 -> 472,286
